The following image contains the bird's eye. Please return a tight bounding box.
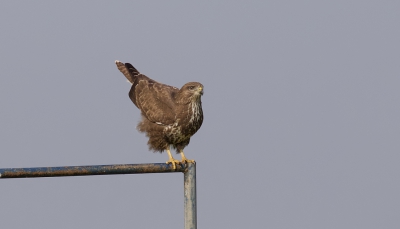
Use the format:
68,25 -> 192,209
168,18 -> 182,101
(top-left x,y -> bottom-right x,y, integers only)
189,86 -> 195,90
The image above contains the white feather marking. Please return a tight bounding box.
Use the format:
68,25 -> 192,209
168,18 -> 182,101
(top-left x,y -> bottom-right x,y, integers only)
189,102 -> 201,123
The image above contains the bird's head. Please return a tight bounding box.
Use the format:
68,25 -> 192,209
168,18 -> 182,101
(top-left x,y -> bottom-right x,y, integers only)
178,82 -> 204,103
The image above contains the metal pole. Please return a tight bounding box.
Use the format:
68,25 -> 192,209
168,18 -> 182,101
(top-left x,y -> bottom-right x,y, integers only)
0,162 -> 198,227
0,163 -> 185,179
184,162 -> 197,229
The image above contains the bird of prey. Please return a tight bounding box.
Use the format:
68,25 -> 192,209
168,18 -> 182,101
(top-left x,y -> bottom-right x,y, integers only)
115,60 -> 204,169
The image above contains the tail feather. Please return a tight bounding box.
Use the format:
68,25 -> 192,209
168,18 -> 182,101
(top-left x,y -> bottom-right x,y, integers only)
115,60 -> 140,84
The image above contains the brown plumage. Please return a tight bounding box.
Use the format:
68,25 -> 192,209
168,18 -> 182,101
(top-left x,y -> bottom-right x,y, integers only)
115,60 -> 204,169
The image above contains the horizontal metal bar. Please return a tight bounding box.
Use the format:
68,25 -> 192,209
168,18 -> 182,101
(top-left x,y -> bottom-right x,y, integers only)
0,163 -> 187,179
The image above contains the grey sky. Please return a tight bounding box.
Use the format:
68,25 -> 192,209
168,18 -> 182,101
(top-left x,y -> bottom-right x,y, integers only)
1,1 -> 399,228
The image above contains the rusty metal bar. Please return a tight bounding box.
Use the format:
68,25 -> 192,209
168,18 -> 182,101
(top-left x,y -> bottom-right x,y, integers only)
0,163 -> 186,179
184,162 -> 197,229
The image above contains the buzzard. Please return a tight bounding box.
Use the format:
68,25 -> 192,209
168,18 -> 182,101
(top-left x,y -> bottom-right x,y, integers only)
115,60 -> 204,169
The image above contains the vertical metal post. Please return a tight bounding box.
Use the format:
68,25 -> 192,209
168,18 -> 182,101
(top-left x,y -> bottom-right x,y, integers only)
184,162 -> 197,229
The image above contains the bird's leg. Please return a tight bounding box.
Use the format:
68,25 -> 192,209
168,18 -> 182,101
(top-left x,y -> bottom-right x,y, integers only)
179,150 -> 195,164
166,146 -> 180,169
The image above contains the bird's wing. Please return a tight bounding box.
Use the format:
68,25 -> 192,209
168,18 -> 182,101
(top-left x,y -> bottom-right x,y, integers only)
116,60 -> 178,125
130,78 -> 179,125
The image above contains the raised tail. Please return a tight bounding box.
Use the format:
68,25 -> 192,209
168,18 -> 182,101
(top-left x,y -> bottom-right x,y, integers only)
115,60 -> 140,85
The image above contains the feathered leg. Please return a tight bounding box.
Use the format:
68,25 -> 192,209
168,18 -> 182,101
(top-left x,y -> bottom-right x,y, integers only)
166,146 -> 180,169
179,150 -> 195,164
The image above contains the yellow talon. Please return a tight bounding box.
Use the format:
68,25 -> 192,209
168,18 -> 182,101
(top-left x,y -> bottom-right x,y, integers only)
166,158 -> 180,169
180,151 -> 195,164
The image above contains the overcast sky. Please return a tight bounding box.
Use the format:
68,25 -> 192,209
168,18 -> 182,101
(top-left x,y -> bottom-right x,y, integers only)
1,1 -> 399,228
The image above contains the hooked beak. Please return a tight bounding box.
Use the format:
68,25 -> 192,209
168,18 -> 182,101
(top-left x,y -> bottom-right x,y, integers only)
198,86 -> 204,95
